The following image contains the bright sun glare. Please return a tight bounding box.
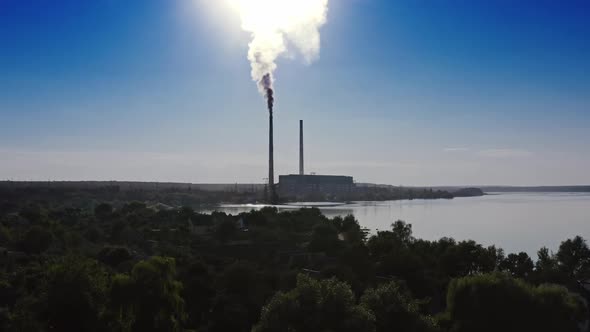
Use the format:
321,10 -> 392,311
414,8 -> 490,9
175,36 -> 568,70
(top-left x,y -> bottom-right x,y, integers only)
228,0 -> 327,33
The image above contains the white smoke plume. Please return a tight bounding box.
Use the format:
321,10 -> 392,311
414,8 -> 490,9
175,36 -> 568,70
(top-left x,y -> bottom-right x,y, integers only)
230,0 -> 329,93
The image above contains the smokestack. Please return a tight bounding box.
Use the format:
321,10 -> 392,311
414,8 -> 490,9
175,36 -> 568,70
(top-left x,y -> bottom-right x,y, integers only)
299,120 -> 304,175
268,100 -> 274,199
264,74 -> 276,204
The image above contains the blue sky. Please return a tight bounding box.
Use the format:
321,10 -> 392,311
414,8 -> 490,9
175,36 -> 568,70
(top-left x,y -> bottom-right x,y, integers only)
1,0 -> 589,185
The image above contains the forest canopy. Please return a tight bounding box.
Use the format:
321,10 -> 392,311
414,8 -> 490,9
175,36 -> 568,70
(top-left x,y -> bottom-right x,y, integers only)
0,190 -> 589,331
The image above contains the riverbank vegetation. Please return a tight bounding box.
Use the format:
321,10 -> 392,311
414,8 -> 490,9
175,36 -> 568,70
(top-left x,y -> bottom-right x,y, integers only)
0,182 -> 481,207
1,195 -> 588,331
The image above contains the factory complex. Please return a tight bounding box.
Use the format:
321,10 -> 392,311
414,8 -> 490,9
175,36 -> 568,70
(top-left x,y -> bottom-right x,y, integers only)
275,120 -> 355,200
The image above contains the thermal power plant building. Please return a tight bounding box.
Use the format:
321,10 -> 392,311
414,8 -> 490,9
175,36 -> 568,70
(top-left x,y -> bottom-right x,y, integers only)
278,174 -> 354,197
278,120 -> 355,198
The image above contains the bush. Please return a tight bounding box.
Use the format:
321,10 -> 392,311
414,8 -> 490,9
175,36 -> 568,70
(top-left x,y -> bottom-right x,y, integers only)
361,281 -> 439,332
94,203 -> 113,221
445,273 -> 587,332
20,226 -> 53,254
253,274 -> 375,332
46,256 -> 109,331
97,246 -> 132,267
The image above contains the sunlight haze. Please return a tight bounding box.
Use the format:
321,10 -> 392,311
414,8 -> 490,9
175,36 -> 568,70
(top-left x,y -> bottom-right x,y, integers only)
1,0 -> 588,185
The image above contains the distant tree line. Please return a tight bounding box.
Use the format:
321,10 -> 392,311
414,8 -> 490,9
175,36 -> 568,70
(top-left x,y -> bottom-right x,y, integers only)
0,182 -> 482,208
0,185 -> 262,211
284,187 -> 467,203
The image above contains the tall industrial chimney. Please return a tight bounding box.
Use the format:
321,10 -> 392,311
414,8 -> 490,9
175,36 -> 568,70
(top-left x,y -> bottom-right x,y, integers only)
269,111 -> 275,203
299,120 -> 304,175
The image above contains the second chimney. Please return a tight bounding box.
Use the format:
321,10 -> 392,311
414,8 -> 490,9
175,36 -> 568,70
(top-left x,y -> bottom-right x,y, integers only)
299,120 -> 304,175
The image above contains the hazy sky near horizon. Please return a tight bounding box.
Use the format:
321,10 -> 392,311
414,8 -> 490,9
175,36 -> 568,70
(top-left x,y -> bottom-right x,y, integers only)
1,0 -> 589,186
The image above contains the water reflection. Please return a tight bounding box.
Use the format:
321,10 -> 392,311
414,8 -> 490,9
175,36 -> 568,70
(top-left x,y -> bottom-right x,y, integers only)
200,193 -> 590,256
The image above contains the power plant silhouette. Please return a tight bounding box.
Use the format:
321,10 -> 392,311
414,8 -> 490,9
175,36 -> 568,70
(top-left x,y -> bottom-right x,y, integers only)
269,119 -> 354,203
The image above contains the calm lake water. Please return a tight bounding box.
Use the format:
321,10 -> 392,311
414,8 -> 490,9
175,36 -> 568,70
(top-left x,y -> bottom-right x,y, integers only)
203,193 -> 590,257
